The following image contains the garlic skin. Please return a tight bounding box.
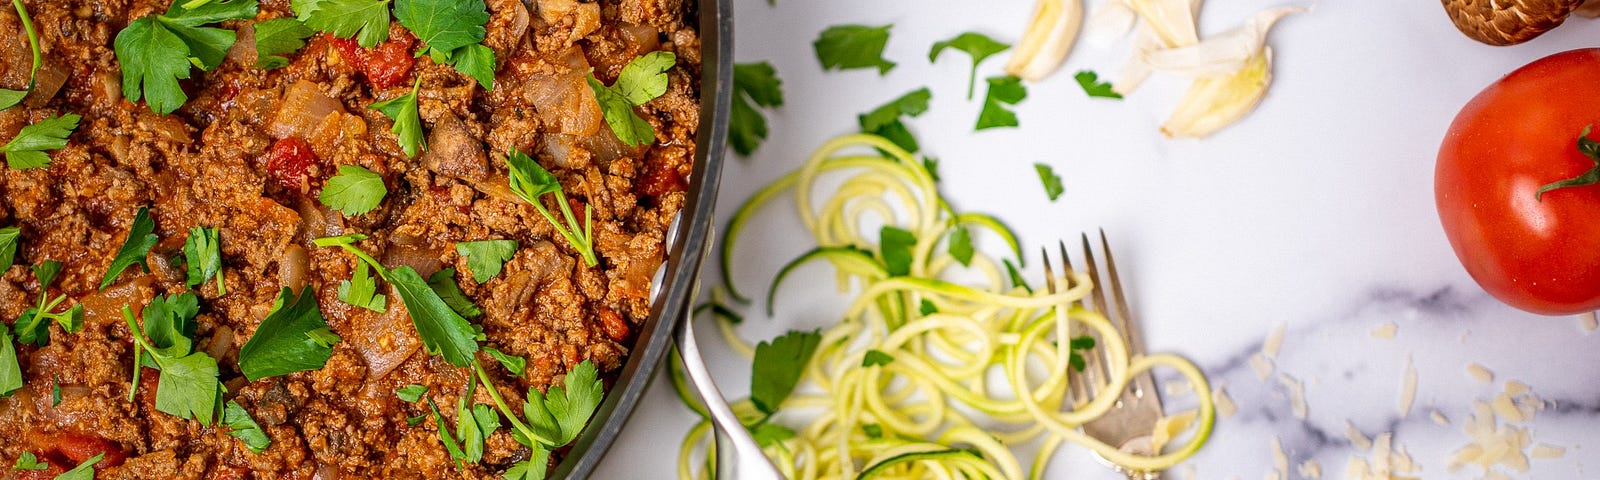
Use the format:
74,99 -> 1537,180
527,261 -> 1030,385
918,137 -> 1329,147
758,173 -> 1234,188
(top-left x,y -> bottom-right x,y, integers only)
1083,0 -> 1137,47
1005,0 -> 1085,82
1126,0 -> 1201,48
1141,6 -> 1307,78
1160,48 -> 1273,139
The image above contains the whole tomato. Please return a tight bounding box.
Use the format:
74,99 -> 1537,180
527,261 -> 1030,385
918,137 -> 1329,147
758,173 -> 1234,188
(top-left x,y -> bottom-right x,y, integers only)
1437,48 -> 1600,315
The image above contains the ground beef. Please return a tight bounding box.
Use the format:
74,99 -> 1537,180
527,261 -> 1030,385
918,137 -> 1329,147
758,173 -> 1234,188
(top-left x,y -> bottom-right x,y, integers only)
0,0 -> 699,478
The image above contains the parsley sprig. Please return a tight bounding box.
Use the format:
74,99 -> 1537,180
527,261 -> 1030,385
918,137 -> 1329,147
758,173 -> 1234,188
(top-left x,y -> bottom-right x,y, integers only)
929,32 -> 1009,99
394,0 -> 496,89
1073,70 -> 1123,100
813,24 -> 895,75
337,260 -> 388,311
0,226 -> 16,273
977,75 -> 1026,130
254,18 -> 314,70
456,240 -> 517,283
319,165 -> 388,216
1034,162 -> 1064,201
859,88 -> 932,154
730,62 -> 784,157
222,400 -> 272,453
371,79 -> 426,157
0,321 -> 20,396
114,0 -> 260,114
122,293 -> 224,425
0,0 -> 42,110
238,286 -> 339,381
100,206 -> 159,290
15,260 -> 84,347
4,113 -> 81,170
506,150 -> 598,267
588,51 -> 676,147
182,226 -> 225,295
314,234 -> 479,366
294,0 -> 391,47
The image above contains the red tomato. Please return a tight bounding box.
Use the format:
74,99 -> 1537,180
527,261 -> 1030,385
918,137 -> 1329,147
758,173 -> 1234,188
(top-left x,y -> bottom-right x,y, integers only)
264,137 -> 321,193
1436,48 -> 1600,315
328,34 -> 416,90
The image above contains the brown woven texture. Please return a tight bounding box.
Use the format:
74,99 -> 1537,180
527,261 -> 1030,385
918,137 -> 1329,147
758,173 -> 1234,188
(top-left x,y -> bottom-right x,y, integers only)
1442,0 -> 1582,45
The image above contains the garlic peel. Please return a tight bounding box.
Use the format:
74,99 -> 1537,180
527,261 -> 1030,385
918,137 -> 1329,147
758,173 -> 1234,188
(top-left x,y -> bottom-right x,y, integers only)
1005,0 -> 1084,82
1127,0 -> 1200,48
1141,6 -> 1307,78
1084,0 -> 1136,47
1160,47 -> 1273,139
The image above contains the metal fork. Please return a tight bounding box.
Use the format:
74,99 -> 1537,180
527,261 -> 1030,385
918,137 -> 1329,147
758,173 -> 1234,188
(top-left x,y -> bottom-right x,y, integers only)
676,310 -> 786,480
1042,230 -> 1165,480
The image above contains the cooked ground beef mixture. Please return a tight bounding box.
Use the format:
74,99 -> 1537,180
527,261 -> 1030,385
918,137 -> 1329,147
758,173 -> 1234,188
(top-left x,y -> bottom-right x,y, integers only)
0,0 -> 700,477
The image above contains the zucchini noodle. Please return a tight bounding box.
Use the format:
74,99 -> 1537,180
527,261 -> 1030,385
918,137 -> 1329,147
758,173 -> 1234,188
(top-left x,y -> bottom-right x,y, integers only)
683,134 -> 1215,479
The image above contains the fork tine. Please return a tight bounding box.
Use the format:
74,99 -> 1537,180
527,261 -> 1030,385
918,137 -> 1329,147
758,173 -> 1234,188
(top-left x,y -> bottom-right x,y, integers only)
1080,233 -> 1110,322
1041,246 -> 1058,295
1048,242 -> 1092,407
1099,229 -> 1138,352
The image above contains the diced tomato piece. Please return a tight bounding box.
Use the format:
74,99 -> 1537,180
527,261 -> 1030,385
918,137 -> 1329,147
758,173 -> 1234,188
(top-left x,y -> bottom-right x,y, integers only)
327,34 -> 416,90
264,137 -> 321,192
637,161 -> 686,198
208,466 -> 252,480
328,36 -> 365,71
52,433 -> 128,468
598,307 -> 629,342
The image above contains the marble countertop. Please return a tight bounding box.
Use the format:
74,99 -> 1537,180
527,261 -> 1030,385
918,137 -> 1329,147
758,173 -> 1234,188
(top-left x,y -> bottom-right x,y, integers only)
596,0 -> 1600,478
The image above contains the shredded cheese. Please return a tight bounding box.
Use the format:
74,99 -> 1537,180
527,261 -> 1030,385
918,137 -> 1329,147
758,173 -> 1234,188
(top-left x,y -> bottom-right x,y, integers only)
1531,443 -> 1566,459
1279,373 -> 1307,419
1345,421 -> 1371,451
1430,410 -> 1450,426
1263,322 -> 1286,358
1298,459 -> 1322,478
1369,322 -> 1397,339
1583,311 -> 1597,334
1214,382 -> 1237,418
1251,353 -> 1274,381
1397,356 -> 1416,417
1466,363 -> 1494,384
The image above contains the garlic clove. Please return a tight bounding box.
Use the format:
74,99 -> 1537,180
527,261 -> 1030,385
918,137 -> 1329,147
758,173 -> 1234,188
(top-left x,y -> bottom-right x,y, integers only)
1084,0 -> 1137,47
1160,47 -> 1272,139
1127,0 -> 1201,48
1005,0 -> 1085,82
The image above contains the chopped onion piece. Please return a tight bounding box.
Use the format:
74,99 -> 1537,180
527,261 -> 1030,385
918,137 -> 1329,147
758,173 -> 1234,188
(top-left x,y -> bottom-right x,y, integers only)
1160,48 -> 1272,139
1140,6 -> 1306,78
1004,0 -> 1084,82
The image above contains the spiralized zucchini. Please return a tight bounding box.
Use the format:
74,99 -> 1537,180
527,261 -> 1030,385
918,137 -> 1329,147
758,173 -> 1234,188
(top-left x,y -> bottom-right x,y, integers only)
679,134 -> 1215,479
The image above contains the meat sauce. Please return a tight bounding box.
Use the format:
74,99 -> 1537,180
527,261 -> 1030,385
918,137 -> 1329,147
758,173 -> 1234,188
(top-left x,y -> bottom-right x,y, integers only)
0,0 -> 700,478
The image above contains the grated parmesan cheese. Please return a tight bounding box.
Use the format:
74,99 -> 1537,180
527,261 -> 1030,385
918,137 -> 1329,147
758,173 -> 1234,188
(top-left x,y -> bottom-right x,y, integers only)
1215,382 -> 1237,418
1263,322 -> 1286,358
1430,410 -> 1450,426
1278,374 -> 1307,419
1298,459 -> 1322,478
1345,421 -> 1371,451
1531,443 -> 1566,459
1397,356 -> 1416,417
1251,353 -> 1274,381
1583,311 -> 1597,334
1467,363 -> 1494,384
1164,380 -> 1193,397
1271,436 -> 1289,476
1369,322 -> 1397,339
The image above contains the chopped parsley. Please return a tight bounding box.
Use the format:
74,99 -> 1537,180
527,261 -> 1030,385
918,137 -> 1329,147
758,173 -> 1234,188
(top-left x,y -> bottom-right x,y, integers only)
427,269 -> 483,319
55,452 -> 103,480
1034,162 -> 1064,201
238,286 -> 338,381
4,113 -> 81,170
729,61 -> 784,157
522,359 -> 603,446
446,43 -> 496,90
50,376 -> 59,406
0,322 -> 19,396
878,226 -> 915,277
1068,335 -> 1096,372
294,0 -> 390,47
506,150 -> 598,267
814,24 -> 895,75
454,374 -> 499,463
337,260 -> 387,312
371,79 -> 425,157
858,87 -> 931,154
1074,70 -> 1122,100
751,422 -> 796,448
0,226 -> 16,273
114,0 -> 260,114
100,206 -> 159,290
976,75 -> 1026,130
922,156 -> 940,182
749,330 -> 821,415
918,299 -> 938,316
320,165 -> 388,216
222,400 -> 272,453
1004,258 -> 1032,294
947,225 -> 974,267
395,384 -> 427,402
862,423 -> 884,439
484,346 -> 525,376
122,293 -> 224,425
182,226 -> 225,295
253,17 -> 314,70
861,349 -> 894,367
314,234 -> 480,367
0,0 -> 41,110
928,32 -> 1010,99
16,260 -> 84,346
456,239 -> 517,283
394,0 -> 495,89
588,51 -> 676,147
11,451 -> 46,470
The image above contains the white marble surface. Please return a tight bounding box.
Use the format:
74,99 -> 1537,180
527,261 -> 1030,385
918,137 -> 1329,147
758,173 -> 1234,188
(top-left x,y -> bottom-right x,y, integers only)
596,0 -> 1600,478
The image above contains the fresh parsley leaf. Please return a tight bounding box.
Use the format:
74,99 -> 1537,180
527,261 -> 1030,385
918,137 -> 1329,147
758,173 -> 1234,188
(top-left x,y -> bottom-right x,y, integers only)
0,226 -> 17,273
297,0 -> 390,47
223,400 -> 272,453
426,397 -> 468,466
405,414 -> 426,426
814,24 -> 895,75
12,451 -> 46,470
319,165 -> 387,215
1034,163 -> 1064,201
396,384 -> 428,403
114,1 -> 259,114
587,51 -> 675,147
751,422 -> 796,448
100,206 -> 159,290
504,445 -> 551,480
254,18 -> 314,70
371,79 -> 425,157
729,61 -> 784,157
50,376 -> 59,406
15,259 -> 81,346
858,88 -> 931,154
156,350 -> 223,425
506,150 -> 597,267
1070,335 -> 1095,350
918,299 -> 937,316
336,261 -> 387,312
55,452 -> 103,480
315,237 -> 481,367
948,226 -> 973,267
182,226 -> 224,295
4,113 -> 80,170
1003,258 -> 1032,294
977,75 -> 1026,130
922,156 -> 940,182
879,226 -> 915,277
485,346 -> 526,376
1073,70 -> 1122,100
448,43 -> 496,90
238,286 -> 337,381
0,0 -> 41,111
141,293 -> 200,358
0,322 -> 20,397
456,240 -> 517,283
862,423 -> 884,439
929,32 -> 1010,99
426,268 -> 483,319
455,374 -> 487,463
394,0 -> 487,54
861,349 -> 894,367
33,259 -> 59,289
542,360 -> 603,445
750,330 -> 821,415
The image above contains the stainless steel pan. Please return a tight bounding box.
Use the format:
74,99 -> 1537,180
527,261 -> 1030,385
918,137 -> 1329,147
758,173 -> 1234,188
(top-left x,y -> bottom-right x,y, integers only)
554,0 -> 732,476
